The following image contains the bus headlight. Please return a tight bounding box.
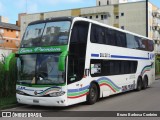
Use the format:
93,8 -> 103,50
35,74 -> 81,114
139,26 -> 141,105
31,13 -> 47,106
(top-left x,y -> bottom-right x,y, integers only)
16,90 -> 25,95
49,91 -> 65,97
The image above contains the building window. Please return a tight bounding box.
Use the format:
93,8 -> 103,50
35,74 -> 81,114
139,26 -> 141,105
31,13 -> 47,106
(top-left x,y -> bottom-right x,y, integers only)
107,0 -> 109,5
90,16 -> 92,19
121,26 -> 124,30
101,15 -> 104,20
96,15 -> 98,19
0,29 -> 4,34
16,31 -> 19,38
104,15 -> 107,19
121,13 -> 124,16
150,26 -> 152,31
99,1 -> 101,6
115,16 -> 119,19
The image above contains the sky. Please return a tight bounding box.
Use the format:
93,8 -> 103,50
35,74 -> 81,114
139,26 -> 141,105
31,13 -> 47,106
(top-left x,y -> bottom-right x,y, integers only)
0,0 -> 159,24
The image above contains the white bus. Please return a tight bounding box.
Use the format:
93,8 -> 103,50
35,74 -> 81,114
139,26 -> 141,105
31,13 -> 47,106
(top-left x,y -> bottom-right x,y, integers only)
16,17 -> 155,106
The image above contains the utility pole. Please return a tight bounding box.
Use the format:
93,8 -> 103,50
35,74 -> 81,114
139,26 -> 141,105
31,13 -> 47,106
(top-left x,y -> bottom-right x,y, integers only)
146,0 -> 148,37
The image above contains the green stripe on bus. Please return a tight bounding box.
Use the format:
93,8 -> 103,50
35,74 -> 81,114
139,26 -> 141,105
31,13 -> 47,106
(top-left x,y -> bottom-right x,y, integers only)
67,89 -> 89,97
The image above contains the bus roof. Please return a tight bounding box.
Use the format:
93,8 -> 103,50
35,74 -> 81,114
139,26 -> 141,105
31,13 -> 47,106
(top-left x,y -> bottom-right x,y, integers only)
28,16 -> 152,41
72,17 -> 152,41
28,17 -> 74,25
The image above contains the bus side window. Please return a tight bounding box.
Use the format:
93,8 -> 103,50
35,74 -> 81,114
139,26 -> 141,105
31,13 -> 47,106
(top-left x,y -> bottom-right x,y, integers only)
114,61 -> 121,74
116,31 -> 126,47
91,24 -> 105,44
91,25 -> 97,43
148,40 -> 154,51
97,27 -> 105,44
105,28 -> 113,45
104,28 -> 110,45
68,21 -> 89,84
134,36 -> 141,50
90,59 -> 138,77
126,34 -> 136,49
130,61 -> 138,73
106,29 -> 116,46
67,56 -> 78,84
124,61 -> 130,74
141,39 -> 148,51
121,61 -> 125,74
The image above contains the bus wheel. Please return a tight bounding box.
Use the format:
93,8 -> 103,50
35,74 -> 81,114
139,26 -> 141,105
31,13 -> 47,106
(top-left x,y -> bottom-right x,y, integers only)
87,83 -> 98,105
142,76 -> 148,89
136,77 -> 142,91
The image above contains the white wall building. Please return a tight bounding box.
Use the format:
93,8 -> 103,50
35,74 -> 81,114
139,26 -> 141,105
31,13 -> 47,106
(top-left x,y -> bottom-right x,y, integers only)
20,0 -> 160,54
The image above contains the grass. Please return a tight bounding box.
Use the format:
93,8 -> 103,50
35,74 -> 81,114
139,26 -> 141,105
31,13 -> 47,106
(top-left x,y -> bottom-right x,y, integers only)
0,96 -> 17,110
0,57 -> 17,110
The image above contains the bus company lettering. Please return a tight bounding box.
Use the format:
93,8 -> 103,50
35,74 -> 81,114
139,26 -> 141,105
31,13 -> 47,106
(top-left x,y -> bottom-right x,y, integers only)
20,47 -> 61,53
20,49 -> 33,53
34,47 -> 61,52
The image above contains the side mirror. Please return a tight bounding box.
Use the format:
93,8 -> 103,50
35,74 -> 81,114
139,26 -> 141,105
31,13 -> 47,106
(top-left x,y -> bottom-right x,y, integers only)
58,51 -> 68,71
15,53 -> 19,57
5,53 -> 15,71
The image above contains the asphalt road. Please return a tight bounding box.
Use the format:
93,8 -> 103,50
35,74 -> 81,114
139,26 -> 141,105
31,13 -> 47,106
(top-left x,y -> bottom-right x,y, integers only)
1,79 -> 160,119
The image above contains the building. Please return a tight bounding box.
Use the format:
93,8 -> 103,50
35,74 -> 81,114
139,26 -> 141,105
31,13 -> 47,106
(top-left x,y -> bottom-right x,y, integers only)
0,22 -> 20,52
19,0 -> 160,72
0,16 -> 9,23
20,0 -> 160,42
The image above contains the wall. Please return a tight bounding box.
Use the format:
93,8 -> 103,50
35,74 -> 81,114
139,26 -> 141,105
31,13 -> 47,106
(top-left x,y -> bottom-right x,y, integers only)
119,2 -> 146,36
0,27 -> 20,52
0,49 -> 12,61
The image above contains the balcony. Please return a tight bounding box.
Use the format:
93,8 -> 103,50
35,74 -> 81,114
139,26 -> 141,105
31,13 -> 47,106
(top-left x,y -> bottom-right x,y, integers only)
153,37 -> 160,42
153,10 -> 160,18
114,5 -> 119,15
153,23 -> 160,31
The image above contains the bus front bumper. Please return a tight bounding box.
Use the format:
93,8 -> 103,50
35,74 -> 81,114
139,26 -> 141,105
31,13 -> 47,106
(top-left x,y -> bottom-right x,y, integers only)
16,94 -> 68,107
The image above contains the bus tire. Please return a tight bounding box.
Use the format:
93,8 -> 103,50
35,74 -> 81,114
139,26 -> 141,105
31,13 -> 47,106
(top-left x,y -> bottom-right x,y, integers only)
142,76 -> 148,89
87,83 -> 98,105
136,77 -> 142,91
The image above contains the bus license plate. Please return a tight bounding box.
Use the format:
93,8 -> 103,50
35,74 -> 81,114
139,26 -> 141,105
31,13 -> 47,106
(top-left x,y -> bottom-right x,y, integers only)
33,100 -> 39,103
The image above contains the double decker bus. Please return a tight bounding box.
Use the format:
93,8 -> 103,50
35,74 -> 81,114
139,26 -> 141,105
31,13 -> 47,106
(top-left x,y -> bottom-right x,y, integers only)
16,17 -> 155,106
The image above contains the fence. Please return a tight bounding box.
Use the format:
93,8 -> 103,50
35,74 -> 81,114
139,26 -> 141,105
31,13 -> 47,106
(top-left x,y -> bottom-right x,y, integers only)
0,56 -> 17,109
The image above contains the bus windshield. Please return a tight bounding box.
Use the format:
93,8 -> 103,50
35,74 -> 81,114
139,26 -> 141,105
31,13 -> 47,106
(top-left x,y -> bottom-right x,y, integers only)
21,21 -> 71,47
17,53 -> 65,85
